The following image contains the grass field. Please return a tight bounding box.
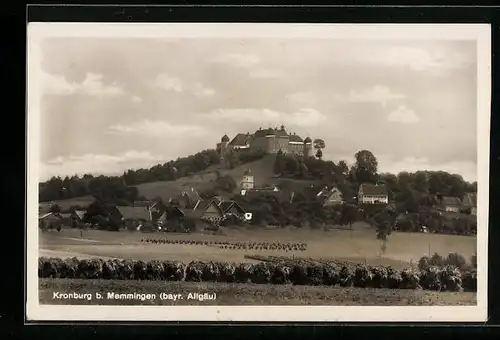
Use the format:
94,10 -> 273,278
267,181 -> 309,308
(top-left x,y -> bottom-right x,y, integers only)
39,278 -> 476,306
39,224 -> 476,266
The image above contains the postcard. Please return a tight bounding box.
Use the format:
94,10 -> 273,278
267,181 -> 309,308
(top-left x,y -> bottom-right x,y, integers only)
26,22 -> 490,322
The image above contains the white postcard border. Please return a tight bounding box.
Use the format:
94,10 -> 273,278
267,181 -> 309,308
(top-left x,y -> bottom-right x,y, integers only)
26,23 -> 490,322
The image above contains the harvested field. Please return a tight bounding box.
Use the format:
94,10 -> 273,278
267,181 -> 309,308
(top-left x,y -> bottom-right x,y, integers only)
39,227 -> 476,266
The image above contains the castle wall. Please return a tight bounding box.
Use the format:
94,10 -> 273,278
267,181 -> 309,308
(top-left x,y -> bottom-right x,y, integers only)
251,136 -> 272,152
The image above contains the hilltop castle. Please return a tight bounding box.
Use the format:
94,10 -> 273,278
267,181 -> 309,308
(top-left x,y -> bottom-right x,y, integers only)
216,125 -> 315,160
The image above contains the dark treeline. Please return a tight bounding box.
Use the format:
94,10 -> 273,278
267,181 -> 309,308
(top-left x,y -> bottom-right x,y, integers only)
231,193 -> 476,237
39,148 -> 266,203
273,149 -> 477,214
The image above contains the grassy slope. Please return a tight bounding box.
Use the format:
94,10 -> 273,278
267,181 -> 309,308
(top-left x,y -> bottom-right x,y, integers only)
39,279 -> 476,306
133,154 -> 281,202
42,154 -> 318,206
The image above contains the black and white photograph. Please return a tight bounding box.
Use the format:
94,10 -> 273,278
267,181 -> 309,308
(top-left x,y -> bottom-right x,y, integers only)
27,23 -> 490,322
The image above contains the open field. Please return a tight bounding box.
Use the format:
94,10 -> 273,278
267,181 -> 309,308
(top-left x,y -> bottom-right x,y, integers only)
39,278 -> 476,306
39,225 -> 476,267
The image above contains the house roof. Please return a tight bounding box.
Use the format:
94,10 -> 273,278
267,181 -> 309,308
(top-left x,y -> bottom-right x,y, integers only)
133,200 -> 152,207
219,201 -> 234,212
72,210 -> 86,220
193,199 -> 224,214
441,196 -> 462,207
463,192 -> 477,207
229,133 -> 252,146
39,212 -> 62,220
115,206 -> 151,220
359,183 -> 388,196
59,213 -> 71,219
221,134 -> 230,142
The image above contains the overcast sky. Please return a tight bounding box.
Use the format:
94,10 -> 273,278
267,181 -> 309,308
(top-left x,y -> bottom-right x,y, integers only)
37,37 -> 478,182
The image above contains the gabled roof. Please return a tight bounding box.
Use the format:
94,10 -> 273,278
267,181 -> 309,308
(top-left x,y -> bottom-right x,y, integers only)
193,199 -> 224,214
59,213 -> 71,219
39,212 -> 62,220
218,200 -> 246,214
116,206 -> 151,220
441,196 -> 462,207
229,133 -> 252,146
72,210 -> 86,220
463,192 -> 477,207
359,183 -> 388,196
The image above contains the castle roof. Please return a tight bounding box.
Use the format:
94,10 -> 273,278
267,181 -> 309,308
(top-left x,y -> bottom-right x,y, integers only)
289,134 -> 303,143
221,134 -> 230,142
254,128 -> 275,138
229,133 -> 252,146
304,137 -> 312,143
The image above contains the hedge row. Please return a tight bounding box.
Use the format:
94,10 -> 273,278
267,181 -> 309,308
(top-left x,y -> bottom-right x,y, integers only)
38,256 -> 476,292
141,238 -> 308,251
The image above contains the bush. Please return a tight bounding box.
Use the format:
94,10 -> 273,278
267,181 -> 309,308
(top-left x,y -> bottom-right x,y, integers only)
470,253 -> 477,269
444,253 -> 468,270
37,256 -> 476,293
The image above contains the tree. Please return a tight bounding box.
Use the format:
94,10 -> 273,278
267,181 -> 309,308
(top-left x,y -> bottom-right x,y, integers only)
49,203 -> 61,214
337,160 -> 349,176
353,150 -> 378,183
340,204 -> 357,230
315,148 -> 323,160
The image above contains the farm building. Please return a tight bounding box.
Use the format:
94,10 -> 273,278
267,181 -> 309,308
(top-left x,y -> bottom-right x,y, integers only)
462,192 -> 477,215
148,201 -> 167,220
193,199 -> 225,220
358,183 -> 388,205
440,196 -> 462,213
316,186 -> 344,206
171,189 -> 202,209
115,206 -> 151,225
218,200 -> 247,216
70,210 -> 86,221
39,212 -> 63,230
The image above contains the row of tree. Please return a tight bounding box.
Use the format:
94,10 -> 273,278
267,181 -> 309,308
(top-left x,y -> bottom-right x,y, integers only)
230,192 -> 475,237
273,149 -> 477,215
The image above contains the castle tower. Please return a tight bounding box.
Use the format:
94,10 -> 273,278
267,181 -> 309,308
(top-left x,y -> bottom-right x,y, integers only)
303,137 -> 313,158
241,168 -> 254,190
220,134 -> 230,162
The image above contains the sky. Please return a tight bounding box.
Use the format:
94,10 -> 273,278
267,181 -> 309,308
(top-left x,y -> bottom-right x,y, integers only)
36,36 -> 479,183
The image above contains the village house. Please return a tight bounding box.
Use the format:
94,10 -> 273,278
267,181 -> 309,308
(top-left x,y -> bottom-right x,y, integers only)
115,206 -> 152,230
462,192 -> 477,215
39,212 -> 63,230
170,189 -> 202,209
439,196 -> 462,213
316,186 -> 344,206
218,200 -> 247,217
192,199 -> 225,221
358,183 -> 389,205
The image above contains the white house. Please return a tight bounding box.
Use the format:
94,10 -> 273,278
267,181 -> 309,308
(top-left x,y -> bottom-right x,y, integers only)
358,183 -> 389,205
